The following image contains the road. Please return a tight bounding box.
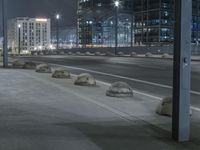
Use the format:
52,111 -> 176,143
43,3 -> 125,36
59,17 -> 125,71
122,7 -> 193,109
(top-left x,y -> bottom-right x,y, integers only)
19,55 -> 200,108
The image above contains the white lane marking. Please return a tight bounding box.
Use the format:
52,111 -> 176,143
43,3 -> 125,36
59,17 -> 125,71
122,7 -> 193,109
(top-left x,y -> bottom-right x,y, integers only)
191,106 -> 200,112
28,61 -> 200,112
51,64 -> 172,88
96,80 -> 163,101
96,80 -> 200,113
47,63 -> 200,96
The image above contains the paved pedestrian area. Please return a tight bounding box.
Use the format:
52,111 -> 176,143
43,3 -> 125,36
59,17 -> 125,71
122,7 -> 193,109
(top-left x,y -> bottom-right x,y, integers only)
0,68 -> 200,150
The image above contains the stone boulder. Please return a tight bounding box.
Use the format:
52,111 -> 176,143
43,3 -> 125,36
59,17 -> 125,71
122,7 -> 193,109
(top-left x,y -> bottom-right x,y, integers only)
106,52 -> 115,56
23,61 -> 37,69
76,51 -> 82,55
85,51 -> 94,56
118,52 -> 124,56
68,52 -> 72,55
145,52 -> 153,57
162,53 -> 170,58
52,68 -> 71,79
106,82 -> 133,97
156,97 -> 172,116
131,52 -> 137,57
36,64 -> 52,73
74,73 -> 96,86
100,53 -> 106,56
60,51 -> 65,55
95,52 -> 101,56
12,60 -> 25,68
38,52 -> 44,56
156,97 -> 192,117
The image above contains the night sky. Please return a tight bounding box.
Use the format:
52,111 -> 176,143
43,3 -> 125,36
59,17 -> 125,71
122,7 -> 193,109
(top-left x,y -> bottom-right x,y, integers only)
0,0 -> 77,35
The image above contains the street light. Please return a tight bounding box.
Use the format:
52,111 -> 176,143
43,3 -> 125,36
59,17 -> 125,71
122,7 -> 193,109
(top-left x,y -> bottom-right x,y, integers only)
114,0 -> 120,7
114,0 -> 120,56
55,14 -> 60,50
18,24 -> 21,55
1,0 -> 8,67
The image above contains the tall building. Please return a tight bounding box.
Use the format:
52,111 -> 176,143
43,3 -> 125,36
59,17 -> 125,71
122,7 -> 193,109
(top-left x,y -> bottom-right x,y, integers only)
78,0 -> 200,47
192,0 -> 200,44
77,0 -> 134,48
8,17 -> 51,54
51,27 -> 77,49
134,0 -> 174,45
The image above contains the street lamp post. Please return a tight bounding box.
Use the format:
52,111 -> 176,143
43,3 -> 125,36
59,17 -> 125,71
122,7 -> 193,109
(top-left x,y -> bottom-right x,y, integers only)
114,0 -> 119,56
1,0 -> 8,68
130,2 -> 134,47
56,14 -> 60,51
18,24 -> 21,55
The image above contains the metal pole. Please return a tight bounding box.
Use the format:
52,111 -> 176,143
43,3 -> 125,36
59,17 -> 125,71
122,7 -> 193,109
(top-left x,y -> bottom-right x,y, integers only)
2,0 -> 8,68
172,0 -> 192,142
115,6 -> 118,56
130,14 -> 133,47
56,19 -> 59,50
130,2 -> 134,47
18,27 -> 21,55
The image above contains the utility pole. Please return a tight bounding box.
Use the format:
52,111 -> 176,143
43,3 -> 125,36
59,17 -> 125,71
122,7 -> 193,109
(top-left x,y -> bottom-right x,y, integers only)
172,0 -> 192,142
56,14 -> 60,51
114,0 -> 119,56
2,0 -> 8,68
18,24 -> 21,55
130,2 -> 134,47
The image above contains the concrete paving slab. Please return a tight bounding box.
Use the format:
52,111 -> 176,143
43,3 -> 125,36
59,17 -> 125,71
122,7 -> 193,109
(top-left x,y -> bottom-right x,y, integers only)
0,68 -> 199,149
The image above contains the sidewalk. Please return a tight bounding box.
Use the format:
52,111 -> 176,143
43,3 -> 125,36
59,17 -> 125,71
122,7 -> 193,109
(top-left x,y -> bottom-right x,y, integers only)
0,68 -> 200,149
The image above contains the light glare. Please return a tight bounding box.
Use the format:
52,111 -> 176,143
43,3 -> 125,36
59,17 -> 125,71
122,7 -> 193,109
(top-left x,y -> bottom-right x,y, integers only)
56,14 -> 60,20
114,0 -> 120,7
36,18 -> 48,22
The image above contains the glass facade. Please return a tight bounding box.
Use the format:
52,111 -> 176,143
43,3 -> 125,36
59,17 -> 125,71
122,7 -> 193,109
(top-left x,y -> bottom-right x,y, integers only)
192,0 -> 200,44
77,0 -> 133,47
134,0 -> 174,45
78,0 -> 200,47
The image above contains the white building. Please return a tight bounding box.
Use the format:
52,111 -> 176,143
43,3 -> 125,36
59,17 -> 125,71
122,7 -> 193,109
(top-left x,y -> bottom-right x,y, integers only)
8,17 -> 51,54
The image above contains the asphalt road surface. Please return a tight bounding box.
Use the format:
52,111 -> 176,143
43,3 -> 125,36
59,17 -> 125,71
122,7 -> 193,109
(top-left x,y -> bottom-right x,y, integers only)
19,55 -> 200,108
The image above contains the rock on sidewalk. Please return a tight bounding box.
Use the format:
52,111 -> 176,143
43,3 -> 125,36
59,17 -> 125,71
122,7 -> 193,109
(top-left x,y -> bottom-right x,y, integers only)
23,61 -> 37,69
52,68 -> 71,79
131,52 -> 137,57
36,64 -> 52,73
156,97 -> 192,117
12,60 -> 25,68
162,53 -> 170,58
95,52 -> 101,56
156,97 -> 172,116
145,52 -> 153,57
118,52 -> 124,56
106,82 -> 133,97
74,73 -> 96,86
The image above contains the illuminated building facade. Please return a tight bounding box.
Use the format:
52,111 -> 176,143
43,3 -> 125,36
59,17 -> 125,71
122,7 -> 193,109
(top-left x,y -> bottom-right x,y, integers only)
134,0 -> 174,45
192,0 -> 200,44
78,0 -> 200,47
77,0 -> 134,48
51,27 -> 77,49
134,0 -> 200,45
8,17 -> 51,54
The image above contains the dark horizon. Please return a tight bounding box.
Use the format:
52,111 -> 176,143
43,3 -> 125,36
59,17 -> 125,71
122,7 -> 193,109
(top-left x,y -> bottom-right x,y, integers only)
0,0 -> 77,35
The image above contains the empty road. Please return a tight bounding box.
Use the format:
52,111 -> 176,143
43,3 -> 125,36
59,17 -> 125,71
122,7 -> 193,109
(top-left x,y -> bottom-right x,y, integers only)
19,55 -> 200,108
